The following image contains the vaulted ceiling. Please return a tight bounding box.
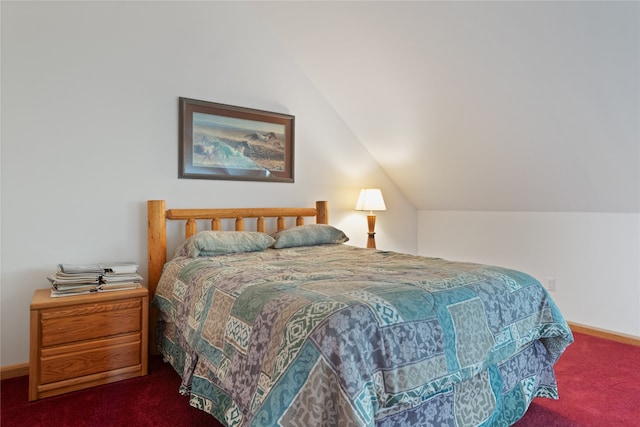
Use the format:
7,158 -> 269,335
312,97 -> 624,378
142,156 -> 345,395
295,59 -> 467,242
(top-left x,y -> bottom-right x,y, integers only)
253,1 -> 639,212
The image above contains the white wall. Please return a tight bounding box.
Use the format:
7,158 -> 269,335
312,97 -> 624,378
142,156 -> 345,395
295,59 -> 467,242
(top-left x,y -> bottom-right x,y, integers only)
0,2 -> 416,366
418,211 -> 640,337
254,1 -> 640,214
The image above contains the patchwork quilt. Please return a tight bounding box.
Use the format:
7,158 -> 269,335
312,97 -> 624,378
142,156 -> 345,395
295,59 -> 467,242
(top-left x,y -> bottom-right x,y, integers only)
153,244 -> 573,427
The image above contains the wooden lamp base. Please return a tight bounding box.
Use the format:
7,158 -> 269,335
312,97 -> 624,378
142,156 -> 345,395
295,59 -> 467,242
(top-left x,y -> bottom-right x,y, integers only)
366,214 -> 377,249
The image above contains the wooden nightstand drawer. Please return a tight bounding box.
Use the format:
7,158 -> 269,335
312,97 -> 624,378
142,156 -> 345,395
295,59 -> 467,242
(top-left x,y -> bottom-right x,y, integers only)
29,287 -> 149,401
41,299 -> 142,347
40,334 -> 141,384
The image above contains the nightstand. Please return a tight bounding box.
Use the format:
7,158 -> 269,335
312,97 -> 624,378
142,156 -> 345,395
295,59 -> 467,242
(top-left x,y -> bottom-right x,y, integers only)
29,287 -> 149,401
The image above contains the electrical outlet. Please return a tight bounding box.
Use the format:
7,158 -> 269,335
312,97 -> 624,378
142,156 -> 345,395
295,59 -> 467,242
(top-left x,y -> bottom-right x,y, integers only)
546,277 -> 556,292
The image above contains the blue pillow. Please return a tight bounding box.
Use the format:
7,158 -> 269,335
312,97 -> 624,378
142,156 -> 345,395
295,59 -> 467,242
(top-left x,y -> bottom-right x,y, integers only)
271,224 -> 349,249
174,231 -> 275,257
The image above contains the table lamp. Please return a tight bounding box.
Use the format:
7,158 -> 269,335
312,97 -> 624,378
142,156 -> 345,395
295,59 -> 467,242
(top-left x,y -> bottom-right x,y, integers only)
355,188 -> 386,249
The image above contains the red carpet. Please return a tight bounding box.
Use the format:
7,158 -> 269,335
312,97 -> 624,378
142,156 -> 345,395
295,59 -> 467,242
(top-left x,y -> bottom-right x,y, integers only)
514,332 -> 640,427
1,332 -> 638,426
0,356 -> 220,427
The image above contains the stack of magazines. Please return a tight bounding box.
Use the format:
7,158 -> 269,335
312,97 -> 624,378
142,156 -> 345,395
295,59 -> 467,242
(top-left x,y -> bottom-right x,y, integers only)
48,262 -> 143,297
100,262 -> 143,292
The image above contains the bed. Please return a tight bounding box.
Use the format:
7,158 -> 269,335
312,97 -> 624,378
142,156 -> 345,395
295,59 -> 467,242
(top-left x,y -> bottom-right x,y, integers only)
147,200 -> 573,427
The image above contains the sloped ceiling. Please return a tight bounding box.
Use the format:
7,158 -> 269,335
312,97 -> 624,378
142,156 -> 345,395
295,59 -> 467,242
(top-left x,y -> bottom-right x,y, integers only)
253,1 -> 639,212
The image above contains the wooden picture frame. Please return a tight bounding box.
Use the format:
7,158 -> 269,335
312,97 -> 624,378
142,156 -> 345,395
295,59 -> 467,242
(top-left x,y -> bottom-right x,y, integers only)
179,97 -> 294,182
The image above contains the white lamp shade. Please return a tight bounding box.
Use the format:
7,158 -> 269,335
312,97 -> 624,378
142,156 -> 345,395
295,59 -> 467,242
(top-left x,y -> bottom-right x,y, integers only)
355,188 -> 386,212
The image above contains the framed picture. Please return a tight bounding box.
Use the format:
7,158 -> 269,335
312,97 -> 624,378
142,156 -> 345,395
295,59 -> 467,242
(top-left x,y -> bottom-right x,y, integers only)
179,97 -> 294,182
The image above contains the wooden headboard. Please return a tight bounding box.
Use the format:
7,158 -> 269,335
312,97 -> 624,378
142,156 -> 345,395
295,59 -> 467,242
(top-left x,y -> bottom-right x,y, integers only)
147,200 -> 329,298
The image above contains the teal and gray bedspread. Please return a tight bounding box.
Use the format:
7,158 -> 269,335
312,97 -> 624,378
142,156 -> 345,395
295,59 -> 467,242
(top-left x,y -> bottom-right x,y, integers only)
153,244 -> 573,427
